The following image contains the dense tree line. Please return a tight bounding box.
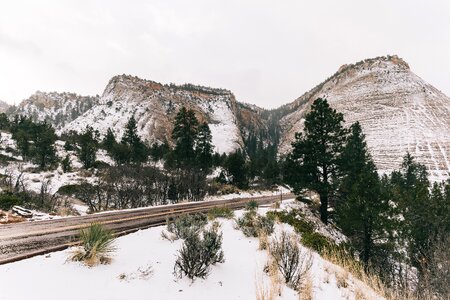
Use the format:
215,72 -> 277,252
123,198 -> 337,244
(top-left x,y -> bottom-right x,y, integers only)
285,98 -> 449,298
5,115 -> 58,169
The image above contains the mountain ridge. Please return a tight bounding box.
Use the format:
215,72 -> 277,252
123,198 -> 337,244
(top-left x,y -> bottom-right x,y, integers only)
6,55 -> 450,180
277,55 -> 450,181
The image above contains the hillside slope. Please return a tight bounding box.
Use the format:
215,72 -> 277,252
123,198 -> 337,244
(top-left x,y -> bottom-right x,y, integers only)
61,75 -> 244,154
7,91 -> 99,129
5,55 -> 450,180
0,200 -> 385,300
278,55 -> 450,180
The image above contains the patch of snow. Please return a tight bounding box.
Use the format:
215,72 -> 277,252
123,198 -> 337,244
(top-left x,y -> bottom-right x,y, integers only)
0,203 -> 384,300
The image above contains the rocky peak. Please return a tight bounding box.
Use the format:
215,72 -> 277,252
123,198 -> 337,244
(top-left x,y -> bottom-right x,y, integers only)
62,75 -> 243,154
278,55 -> 450,181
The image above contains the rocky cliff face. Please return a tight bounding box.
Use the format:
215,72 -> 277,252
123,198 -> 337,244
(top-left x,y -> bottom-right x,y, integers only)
278,55 -> 450,181
8,55 -> 450,180
8,91 -> 99,128
61,75 -> 244,154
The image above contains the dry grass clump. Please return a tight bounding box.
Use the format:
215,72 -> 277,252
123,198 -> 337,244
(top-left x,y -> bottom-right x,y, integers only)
270,201 -> 281,209
258,230 -> 269,250
298,275 -> 313,300
71,223 -> 116,266
255,274 -> 276,300
321,247 -> 392,299
335,270 -> 349,289
256,255 -> 283,300
160,229 -> 177,242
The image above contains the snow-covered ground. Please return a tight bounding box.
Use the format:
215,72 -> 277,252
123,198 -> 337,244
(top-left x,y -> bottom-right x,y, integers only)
0,201 -> 384,300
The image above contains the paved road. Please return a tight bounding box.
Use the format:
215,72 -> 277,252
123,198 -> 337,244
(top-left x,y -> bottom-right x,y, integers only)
0,193 -> 295,265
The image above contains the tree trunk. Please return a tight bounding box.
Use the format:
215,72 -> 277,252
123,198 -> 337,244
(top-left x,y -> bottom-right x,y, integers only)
319,193 -> 328,224
362,221 -> 372,269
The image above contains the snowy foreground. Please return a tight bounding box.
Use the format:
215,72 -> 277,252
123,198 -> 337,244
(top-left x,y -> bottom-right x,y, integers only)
0,201 -> 383,300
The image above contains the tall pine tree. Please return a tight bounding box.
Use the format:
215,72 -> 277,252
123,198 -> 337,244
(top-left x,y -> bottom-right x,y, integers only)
195,122 -> 213,171
121,115 -> 148,164
285,98 -> 347,224
225,150 -> 248,189
78,126 -> 99,169
102,128 -> 117,153
336,122 -> 390,268
33,122 -> 57,169
172,107 -> 199,168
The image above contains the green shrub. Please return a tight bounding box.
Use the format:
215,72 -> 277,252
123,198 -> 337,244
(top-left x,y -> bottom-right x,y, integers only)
245,200 -> 259,211
167,213 -> 208,240
301,231 -> 331,254
61,155 -> 72,172
207,206 -> 234,219
267,210 -> 315,234
237,210 -> 274,237
93,160 -> 110,169
0,192 -> 22,210
208,182 -> 239,196
71,223 -> 116,266
0,153 -> 17,164
267,209 -> 334,254
174,225 -> 225,281
57,184 -> 83,196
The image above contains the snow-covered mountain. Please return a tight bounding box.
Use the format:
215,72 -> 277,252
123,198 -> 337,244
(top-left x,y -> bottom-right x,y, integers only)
61,75 -> 244,154
8,91 -> 99,129
277,55 -> 450,181
7,55 -> 450,179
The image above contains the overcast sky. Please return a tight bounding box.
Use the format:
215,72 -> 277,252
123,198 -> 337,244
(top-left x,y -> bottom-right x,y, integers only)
1,0 -> 449,108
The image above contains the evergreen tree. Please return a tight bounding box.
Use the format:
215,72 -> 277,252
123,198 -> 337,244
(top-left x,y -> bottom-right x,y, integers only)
172,107 -> 199,168
111,142 -> 131,165
15,129 -> 31,157
167,180 -> 178,202
10,115 -> 33,157
9,116 -> 56,168
33,122 -> 57,168
225,150 -> 248,189
335,122 -> 390,268
285,98 -> 347,224
195,122 -> 213,171
102,128 -> 117,153
149,141 -> 170,161
0,113 -> 9,130
62,154 -> 72,172
262,159 -> 280,186
78,126 -> 99,169
388,153 -> 439,284
121,115 -> 148,164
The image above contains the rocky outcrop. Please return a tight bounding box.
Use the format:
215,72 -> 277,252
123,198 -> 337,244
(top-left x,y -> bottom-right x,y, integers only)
8,55 -> 450,180
8,91 -> 99,128
278,55 -> 450,181
61,75 -> 244,154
